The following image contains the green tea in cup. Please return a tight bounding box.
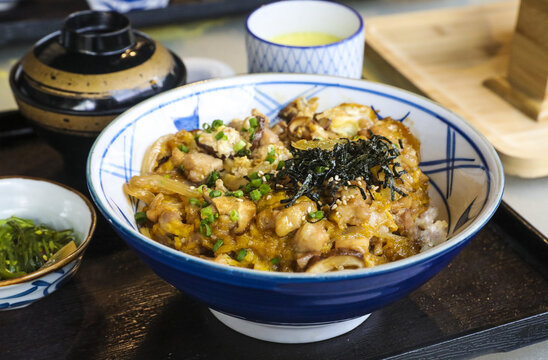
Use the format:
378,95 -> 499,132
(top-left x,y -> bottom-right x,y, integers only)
270,32 -> 341,46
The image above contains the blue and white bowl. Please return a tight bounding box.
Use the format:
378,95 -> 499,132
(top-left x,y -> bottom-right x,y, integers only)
86,0 -> 169,13
87,73 -> 504,343
246,1 -> 364,78
0,177 -> 96,310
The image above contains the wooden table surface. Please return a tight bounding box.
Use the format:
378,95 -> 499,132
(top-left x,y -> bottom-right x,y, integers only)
1,126 -> 547,359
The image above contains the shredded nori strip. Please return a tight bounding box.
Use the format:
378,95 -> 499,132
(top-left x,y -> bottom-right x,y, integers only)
272,133 -> 407,210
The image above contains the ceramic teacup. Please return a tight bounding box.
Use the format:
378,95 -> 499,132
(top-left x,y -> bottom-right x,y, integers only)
245,0 -> 364,78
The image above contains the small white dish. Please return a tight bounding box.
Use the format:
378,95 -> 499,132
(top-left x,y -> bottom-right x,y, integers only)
0,177 -> 96,310
184,57 -> 235,83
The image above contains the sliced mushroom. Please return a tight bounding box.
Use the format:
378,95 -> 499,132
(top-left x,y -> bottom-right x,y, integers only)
279,103 -> 298,123
304,249 -> 365,273
250,113 -> 266,150
287,116 -> 310,134
295,252 -> 319,270
314,113 -> 331,130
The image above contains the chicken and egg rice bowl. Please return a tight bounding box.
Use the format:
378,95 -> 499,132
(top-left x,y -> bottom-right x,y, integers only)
124,96 -> 447,273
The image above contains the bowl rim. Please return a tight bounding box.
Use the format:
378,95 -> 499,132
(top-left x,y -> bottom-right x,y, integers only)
0,176 -> 97,287
245,0 -> 364,50
87,72 -> 505,281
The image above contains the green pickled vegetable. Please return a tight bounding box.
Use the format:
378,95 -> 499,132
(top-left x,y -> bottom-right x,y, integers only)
0,216 -> 76,280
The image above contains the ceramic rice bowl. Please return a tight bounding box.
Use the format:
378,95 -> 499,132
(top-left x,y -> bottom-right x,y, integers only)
87,73 -> 504,343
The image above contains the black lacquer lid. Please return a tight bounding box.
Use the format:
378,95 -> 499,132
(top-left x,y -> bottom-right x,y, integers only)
10,10 -> 186,118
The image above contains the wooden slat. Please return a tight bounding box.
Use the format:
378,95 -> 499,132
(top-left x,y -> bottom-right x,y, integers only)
365,1 -> 548,177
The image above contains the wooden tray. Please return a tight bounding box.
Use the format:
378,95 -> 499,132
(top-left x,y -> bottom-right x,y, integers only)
364,0 -> 548,178
1,132 -> 547,359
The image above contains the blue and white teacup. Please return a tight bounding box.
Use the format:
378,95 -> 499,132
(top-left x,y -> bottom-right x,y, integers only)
245,0 -> 365,79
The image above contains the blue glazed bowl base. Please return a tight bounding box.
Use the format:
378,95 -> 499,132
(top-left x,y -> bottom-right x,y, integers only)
210,309 -> 370,343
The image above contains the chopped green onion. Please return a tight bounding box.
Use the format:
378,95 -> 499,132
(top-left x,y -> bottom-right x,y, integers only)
248,117 -> 258,128
259,183 -> 271,196
215,131 -> 227,141
200,221 -> 211,237
233,140 -> 247,153
180,164 -> 185,172
265,155 -> 275,164
189,198 -> 200,206
201,206 -> 215,224
249,189 -> 261,201
163,174 -> 170,179
197,184 -> 207,194
178,144 -> 189,153
270,257 -> 280,265
134,211 -> 147,224
277,160 -> 285,170
211,119 -> 224,130
212,239 -> 223,252
243,182 -> 254,194
315,166 -> 327,173
209,190 -> 222,198
230,209 -> 239,222
194,133 -> 201,141
233,190 -> 244,198
308,211 -> 324,220
268,146 -> 275,156
206,171 -> 220,187
202,123 -> 212,133
237,248 -> 248,262
249,128 -> 256,141
250,178 -> 262,188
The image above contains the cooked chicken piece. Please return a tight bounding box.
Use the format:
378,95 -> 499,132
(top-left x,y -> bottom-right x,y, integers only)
255,207 -> 280,231
170,146 -> 186,168
293,220 -> 330,253
331,196 -> 371,228
259,128 -> 280,146
182,152 -> 223,183
211,196 -> 256,234
196,125 -> 246,158
214,179 -> 228,192
274,200 -> 316,237
158,210 -> 193,238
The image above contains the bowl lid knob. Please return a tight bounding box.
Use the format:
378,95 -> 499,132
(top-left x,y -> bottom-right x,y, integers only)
60,10 -> 135,55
